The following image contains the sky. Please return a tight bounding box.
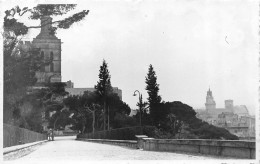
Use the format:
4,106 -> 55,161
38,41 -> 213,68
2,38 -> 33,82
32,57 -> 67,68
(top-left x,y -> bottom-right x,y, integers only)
1,0 -> 259,115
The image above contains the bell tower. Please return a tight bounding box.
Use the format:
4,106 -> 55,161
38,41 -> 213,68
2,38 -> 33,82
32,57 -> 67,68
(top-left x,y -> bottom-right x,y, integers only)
32,15 -> 62,85
205,88 -> 216,111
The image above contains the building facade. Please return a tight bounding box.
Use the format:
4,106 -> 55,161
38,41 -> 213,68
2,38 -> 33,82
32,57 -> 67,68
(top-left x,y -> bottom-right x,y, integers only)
33,16 -> 62,85
19,16 -> 62,87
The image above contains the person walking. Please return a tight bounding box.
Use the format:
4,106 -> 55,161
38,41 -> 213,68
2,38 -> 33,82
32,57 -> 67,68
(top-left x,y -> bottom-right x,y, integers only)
51,129 -> 54,141
47,129 -> 51,141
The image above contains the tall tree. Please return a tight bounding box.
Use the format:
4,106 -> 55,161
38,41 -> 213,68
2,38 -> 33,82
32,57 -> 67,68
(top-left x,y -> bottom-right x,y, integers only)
145,64 -> 162,126
95,60 -> 113,130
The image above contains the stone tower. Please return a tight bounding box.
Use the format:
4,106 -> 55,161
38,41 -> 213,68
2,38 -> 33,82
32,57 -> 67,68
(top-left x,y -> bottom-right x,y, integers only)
225,99 -> 234,111
205,88 -> 216,111
32,16 -> 62,85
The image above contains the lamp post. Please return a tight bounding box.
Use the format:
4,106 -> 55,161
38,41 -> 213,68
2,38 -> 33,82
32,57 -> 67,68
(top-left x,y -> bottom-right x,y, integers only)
133,90 -> 142,126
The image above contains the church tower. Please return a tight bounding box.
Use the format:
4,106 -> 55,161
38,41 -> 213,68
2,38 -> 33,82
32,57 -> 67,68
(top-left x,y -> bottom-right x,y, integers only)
32,16 -> 62,85
205,88 -> 216,111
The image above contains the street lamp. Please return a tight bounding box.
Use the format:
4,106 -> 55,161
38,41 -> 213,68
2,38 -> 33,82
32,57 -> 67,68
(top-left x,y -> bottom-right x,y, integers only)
133,90 -> 142,126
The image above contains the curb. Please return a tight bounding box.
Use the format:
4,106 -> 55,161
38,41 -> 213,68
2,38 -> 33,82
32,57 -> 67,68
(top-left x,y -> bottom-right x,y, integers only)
76,138 -> 137,149
3,140 -> 49,155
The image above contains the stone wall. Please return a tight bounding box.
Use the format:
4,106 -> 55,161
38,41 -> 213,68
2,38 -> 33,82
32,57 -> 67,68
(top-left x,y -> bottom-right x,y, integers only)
4,124 -> 47,148
142,138 -> 255,159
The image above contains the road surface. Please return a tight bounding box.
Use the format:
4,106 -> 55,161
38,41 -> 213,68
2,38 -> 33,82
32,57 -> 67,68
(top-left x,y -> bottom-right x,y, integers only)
4,136 -> 224,163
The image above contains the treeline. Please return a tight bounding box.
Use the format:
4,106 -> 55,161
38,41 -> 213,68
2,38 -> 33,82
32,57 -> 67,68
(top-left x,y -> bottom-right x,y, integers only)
3,4 -> 238,140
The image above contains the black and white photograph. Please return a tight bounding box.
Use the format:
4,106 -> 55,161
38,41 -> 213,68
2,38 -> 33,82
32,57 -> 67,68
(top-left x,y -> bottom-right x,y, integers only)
1,0 -> 259,163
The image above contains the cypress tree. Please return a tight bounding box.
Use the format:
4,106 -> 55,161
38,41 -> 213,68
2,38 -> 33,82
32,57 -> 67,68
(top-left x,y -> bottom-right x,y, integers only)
95,59 -> 112,130
145,64 -> 161,126
95,59 -> 113,97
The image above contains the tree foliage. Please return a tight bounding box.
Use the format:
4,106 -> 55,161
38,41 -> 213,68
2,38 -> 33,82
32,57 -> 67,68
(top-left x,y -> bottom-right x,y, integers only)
4,4 -> 89,36
3,36 -> 43,124
39,82 -> 69,124
113,113 -> 137,129
133,94 -> 148,126
136,94 -> 148,115
106,93 -> 132,128
64,91 -> 133,133
64,91 -> 104,133
151,101 -> 239,140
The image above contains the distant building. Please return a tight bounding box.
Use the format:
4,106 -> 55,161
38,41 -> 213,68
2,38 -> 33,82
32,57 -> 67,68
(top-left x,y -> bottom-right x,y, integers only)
65,80 -> 74,88
196,88 -> 255,140
218,112 -> 238,127
223,115 -> 255,139
198,88 -> 250,119
129,109 -> 138,116
65,80 -> 122,100
65,87 -> 96,95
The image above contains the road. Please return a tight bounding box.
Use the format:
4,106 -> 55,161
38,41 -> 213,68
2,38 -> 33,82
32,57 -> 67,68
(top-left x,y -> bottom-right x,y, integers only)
4,136 -> 222,163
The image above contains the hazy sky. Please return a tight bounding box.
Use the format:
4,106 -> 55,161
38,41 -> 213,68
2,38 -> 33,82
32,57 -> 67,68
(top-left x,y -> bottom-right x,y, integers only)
2,0 -> 259,115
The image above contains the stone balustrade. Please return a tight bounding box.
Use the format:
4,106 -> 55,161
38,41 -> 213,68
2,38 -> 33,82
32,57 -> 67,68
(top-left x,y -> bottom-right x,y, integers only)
76,137 -> 255,159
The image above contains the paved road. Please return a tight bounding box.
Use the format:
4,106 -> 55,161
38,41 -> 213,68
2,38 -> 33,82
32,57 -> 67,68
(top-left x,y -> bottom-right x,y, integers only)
4,136 -> 222,163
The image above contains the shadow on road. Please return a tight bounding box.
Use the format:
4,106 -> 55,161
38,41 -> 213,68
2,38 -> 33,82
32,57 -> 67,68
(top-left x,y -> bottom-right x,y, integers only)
52,135 -> 77,141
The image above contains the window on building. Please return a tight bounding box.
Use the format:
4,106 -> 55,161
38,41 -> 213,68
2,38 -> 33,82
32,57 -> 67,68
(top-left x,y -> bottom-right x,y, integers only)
50,62 -> 54,72
40,65 -> 45,72
40,51 -> 45,72
50,52 -> 54,60
41,51 -> 44,58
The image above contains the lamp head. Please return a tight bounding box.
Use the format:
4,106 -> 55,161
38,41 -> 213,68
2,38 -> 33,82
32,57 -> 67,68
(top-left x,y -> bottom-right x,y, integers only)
133,93 -> 137,96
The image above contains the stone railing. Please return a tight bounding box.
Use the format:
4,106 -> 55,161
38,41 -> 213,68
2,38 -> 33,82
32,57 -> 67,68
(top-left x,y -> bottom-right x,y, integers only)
142,138 -> 255,159
76,137 -> 255,159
